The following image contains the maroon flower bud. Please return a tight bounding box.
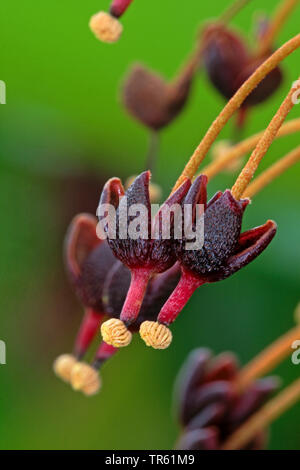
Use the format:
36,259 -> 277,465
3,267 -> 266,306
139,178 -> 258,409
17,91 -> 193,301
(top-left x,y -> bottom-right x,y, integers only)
122,63 -> 195,131
175,349 -> 279,450
201,24 -> 283,128
140,176 -> 276,347
99,171 -> 191,348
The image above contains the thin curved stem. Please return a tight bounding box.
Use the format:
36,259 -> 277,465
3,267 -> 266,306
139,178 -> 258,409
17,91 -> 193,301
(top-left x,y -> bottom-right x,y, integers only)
201,118 -> 300,180
145,131 -> 160,176
220,0 -> 253,24
221,378 -> 300,450
258,0 -> 299,57
231,79 -> 300,199
243,145 -> 300,198
234,324 -> 300,394
171,33 -> 300,194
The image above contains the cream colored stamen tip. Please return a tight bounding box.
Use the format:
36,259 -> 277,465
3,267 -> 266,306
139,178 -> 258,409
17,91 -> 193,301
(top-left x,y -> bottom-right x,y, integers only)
89,11 -> 123,43
53,354 -> 77,383
140,321 -> 172,350
70,363 -> 101,396
294,303 -> 300,323
101,318 -> 132,348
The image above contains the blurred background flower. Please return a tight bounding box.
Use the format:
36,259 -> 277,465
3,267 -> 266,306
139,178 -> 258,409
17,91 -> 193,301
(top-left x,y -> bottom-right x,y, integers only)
0,0 -> 299,449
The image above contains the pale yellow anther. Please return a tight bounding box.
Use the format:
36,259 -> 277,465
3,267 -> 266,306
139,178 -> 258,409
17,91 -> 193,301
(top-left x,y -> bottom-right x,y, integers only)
53,354 -> 77,383
89,11 -> 123,43
211,140 -> 243,173
140,321 -> 172,350
294,303 -> 300,324
101,318 -> 132,348
70,363 -> 101,396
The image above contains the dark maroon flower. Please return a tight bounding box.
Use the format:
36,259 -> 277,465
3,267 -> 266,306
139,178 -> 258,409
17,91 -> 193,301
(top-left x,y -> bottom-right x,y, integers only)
175,349 -> 279,450
201,24 -> 283,129
139,175 -> 277,348
98,171 -> 190,348
122,63 -> 196,131
54,212 -> 181,394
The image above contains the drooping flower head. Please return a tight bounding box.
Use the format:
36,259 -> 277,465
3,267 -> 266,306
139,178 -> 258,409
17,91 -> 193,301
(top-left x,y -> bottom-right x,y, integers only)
98,171 -> 191,349
139,175 -> 277,349
175,348 -> 278,450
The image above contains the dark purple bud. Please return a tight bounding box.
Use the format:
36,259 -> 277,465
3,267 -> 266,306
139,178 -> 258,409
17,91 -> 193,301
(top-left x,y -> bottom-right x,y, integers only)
201,23 -> 283,129
235,56 -> 283,107
174,349 -> 279,450
122,64 -> 194,131
202,24 -> 249,100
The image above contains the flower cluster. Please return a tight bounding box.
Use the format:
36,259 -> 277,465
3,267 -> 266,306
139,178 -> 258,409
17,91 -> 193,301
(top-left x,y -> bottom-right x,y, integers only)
174,348 -> 278,450
53,0 -> 300,407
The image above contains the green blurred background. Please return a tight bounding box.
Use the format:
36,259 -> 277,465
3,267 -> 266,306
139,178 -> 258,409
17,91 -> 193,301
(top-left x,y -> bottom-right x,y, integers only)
0,0 -> 299,450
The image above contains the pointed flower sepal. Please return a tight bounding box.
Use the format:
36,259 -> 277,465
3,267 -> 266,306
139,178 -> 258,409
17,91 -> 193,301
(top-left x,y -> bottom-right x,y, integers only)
140,176 -> 277,348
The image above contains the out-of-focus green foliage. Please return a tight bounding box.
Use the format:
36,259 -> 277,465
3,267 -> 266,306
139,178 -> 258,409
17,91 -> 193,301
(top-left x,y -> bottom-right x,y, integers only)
0,0 -> 299,450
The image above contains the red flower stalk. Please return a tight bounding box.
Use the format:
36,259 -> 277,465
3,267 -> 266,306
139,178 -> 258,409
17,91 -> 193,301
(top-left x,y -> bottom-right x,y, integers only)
201,23 -> 283,130
54,212 -> 181,394
110,0 -> 134,18
175,349 -> 279,450
89,0 -> 134,43
139,176 -> 277,348
98,171 -> 191,349
53,214 -> 118,395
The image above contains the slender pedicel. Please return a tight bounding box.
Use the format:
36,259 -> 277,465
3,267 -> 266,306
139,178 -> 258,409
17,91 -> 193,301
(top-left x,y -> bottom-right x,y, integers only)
231,79 -> 300,199
234,324 -> 300,393
157,271 -> 205,326
243,146 -> 300,198
221,378 -> 300,450
200,118 -> 300,180
172,33 -> 300,193
258,0 -> 299,57
145,131 -> 160,177
89,0 -> 134,43
73,308 -> 104,359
